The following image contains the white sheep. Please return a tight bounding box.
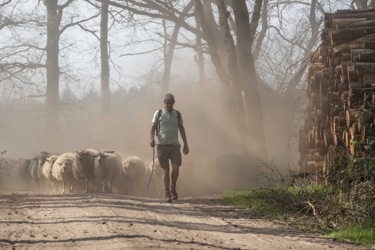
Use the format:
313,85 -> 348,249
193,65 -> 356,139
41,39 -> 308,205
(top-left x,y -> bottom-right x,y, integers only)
73,149 -> 98,193
122,156 -> 150,196
123,156 -> 147,180
31,151 -> 53,191
18,159 -> 33,189
52,152 -> 76,194
94,151 -> 123,193
30,157 -> 40,188
41,154 -> 60,193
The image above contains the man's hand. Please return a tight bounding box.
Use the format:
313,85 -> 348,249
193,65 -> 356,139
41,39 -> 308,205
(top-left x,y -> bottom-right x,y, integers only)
183,145 -> 189,155
150,139 -> 155,147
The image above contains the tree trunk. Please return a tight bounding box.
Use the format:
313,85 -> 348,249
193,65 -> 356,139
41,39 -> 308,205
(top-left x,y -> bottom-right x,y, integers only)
162,2 -> 194,93
253,0 -> 268,61
193,0 -> 229,85
161,18 -> 177,94
46,0 -> 60,151
217,0 -> 246,148
232,0 -> 267,158
195,0 -> 239,142
194,16 -> 205,86
101,0 -> 110,116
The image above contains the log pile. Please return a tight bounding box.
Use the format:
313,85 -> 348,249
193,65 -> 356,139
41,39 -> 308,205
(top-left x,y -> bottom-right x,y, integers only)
299,9 -> 375,182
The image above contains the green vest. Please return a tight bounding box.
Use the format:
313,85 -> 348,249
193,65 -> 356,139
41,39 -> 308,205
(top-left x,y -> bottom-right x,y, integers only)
152,108 -> 182,145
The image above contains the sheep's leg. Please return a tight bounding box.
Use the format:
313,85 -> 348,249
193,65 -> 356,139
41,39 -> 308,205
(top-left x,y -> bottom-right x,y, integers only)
62,182 -> 65,194
101,179 -> 106,193
51,181 -> 55,194
69,182 -> 73,193
109,170 -> 114,193
109,176 -> 113,193
85,178 -> 89,194
92,178 -> 96,193
34,180 -> 39,192
53,181 -> 58,194
83,178 -> 88,193
55,182 -> 60,194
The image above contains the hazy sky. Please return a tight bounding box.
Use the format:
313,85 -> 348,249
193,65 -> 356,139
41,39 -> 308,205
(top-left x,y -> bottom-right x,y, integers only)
1,0 -> 202,100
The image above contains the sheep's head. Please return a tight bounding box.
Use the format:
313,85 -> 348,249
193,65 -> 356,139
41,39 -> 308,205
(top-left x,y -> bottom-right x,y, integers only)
39,156 -> 49,166
97,152 -> 109,164
46,156 -> 59,169
33,156 -> 40,166
39,151 -> 50,165
57,162 -> 65,172
75,150 -> 88,162
122,160 -> 130,169
58,159 -> 73,172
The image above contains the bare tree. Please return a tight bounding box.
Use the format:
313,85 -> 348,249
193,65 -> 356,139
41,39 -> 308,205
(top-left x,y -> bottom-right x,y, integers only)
233,0 -> 267,158
0,1 -> 46,90
44,0 -> 61,150
194,17 -> 206,86
194,0 -> 267,157
253,0 -> 269,61
0,0 -> 47,127
161,1 -> 194,93
42,0 -> 100,150
101,0 -> 110,116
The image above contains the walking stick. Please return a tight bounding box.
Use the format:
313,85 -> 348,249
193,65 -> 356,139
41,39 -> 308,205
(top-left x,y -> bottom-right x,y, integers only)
147,146 -> 155,188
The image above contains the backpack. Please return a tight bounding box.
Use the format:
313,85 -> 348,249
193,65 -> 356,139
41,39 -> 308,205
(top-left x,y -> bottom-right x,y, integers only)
155,109 -> 181,136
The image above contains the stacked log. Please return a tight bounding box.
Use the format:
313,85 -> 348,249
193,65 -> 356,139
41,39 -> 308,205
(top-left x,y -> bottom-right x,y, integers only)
300,9 -> 375,182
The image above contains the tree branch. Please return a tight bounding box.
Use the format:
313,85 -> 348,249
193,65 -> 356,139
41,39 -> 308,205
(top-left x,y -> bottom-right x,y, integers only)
120,46 -> 164,57
0,62 -> 46,71
77,23 -> 100,41
253,0 -> 269,61
0,0 -> 11,8
269,25 -> 307,52
248,0 -> 263,49
60,12 -> 101,35
60,0 -> 75,9
94,0 -> 204,39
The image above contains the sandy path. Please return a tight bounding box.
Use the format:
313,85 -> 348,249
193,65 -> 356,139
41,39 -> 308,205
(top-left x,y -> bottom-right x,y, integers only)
0,193 -> 371,250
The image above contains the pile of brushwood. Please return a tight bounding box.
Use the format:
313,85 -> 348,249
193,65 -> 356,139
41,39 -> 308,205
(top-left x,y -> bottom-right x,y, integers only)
225,159 -> 375,233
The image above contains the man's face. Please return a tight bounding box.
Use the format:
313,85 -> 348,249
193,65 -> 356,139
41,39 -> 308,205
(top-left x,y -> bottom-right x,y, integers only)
164,99 -> 175,111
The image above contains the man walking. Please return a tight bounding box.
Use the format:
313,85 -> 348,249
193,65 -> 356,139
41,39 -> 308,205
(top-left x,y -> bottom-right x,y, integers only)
150,93 -> 189,202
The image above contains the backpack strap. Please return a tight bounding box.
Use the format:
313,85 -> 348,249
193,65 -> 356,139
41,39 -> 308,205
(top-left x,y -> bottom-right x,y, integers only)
176,110 -> 181,126
156,109 -> 181,136
155,109 -> 162,136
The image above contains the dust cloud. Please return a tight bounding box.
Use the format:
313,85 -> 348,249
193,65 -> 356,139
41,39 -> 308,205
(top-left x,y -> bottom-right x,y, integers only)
0,81 -> 305,197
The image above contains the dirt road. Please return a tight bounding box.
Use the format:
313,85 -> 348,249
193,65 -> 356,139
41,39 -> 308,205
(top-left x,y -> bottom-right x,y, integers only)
0,193 -> 370,250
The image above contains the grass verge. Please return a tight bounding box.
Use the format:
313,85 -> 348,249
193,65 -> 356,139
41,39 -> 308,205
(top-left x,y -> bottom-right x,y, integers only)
223,187 -> 375,249
328,221 -> 375,249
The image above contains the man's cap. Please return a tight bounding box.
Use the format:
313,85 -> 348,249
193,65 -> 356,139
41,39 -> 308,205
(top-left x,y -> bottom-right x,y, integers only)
164,93 -> 175,101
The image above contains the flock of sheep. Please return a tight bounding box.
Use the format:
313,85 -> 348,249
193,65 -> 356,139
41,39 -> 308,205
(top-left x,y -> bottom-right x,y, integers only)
17,149 -> 163,196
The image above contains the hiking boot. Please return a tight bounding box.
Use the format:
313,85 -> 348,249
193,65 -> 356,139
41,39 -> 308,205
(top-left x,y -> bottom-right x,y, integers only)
165,189 -> 172,203
171,185 -> 178,200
